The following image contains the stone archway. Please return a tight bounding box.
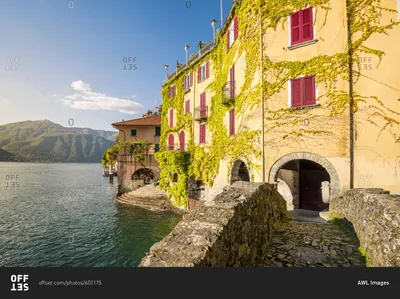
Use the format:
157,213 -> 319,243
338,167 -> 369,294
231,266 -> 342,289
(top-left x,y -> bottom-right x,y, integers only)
132,168 -> 154,181
230,160 -> 250,184
269,152 -> 340,207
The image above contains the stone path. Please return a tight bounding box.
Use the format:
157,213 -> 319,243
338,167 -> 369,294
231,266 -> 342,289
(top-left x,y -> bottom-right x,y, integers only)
259,220 -> 366,267
117,184 -> 171,211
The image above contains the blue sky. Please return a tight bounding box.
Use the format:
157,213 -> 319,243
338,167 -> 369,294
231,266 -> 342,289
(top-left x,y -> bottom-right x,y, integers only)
0,0 -> 232,130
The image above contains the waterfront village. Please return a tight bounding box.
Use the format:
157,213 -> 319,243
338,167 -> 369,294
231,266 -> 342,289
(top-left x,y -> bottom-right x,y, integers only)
102,0 -> 400,267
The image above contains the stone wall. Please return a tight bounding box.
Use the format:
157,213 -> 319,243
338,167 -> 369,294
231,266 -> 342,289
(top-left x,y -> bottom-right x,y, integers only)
330,188 -> 400,267
139,182 -> 287,267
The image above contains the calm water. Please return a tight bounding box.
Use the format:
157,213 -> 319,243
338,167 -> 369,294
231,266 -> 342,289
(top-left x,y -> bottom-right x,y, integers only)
0,163 -> 181,267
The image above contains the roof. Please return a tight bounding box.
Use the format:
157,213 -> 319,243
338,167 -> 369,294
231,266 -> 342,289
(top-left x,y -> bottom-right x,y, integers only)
112,115 -> 161,127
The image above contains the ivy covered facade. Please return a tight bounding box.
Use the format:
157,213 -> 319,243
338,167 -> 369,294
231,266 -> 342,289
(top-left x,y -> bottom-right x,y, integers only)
157,0 -> 400,210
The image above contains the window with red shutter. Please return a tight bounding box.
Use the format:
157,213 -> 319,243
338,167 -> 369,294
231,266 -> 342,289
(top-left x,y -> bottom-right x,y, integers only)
229,109 -> 235,136
169,109 -> 174,128
168,134 -> 174,150
199,124 -> 206,144
197,67 -> 201,83
185,100 -> 190,114
303,76 -> 316,105
234,17 -> 238,40
230,65 -> 235,98
291,76 -> 316,107
290,7 -> 313,46
291,12 -> 301,45
200,93 -> 206,118
179,131 -> 185,150
291,78 -> 302,107
302,8 -> 313,42
190,71 -> 193,87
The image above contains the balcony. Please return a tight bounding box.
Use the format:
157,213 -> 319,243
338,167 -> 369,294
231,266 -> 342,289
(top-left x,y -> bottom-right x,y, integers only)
194,106 -> 208,121
222,81 -> 236,105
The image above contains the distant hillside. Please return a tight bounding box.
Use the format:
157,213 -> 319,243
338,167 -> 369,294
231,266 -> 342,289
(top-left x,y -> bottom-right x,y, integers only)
0,148 -> 25,162
0,120 -> 118,162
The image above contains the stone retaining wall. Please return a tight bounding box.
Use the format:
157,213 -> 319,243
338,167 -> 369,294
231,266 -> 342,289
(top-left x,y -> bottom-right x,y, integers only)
330,188 -> 400,267
139,182 -> 287,267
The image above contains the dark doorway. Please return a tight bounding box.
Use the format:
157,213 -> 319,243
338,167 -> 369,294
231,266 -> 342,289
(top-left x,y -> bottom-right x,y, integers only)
277,159 -> 330,211
132,168 -> 154,182
230,160 -> 250,184
299,160 -> 330,211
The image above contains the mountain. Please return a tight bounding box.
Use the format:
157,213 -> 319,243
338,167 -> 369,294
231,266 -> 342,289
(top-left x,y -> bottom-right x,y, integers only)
0,148 -> 25,162
0,120 -> 118,162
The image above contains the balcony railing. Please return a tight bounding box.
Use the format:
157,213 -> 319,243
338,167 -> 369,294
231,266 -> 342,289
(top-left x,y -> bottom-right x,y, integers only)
222,81 -> 236,104
167,40 -> 216,80
159,143 -> 188,152
194,105 -> 208,121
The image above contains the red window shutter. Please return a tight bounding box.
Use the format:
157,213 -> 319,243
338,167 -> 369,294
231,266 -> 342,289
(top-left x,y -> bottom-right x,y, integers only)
291,79 -> 302,107
229,109 -> 235,136
179,131 -> 185,150
230,65 -> 235,98
291,12 -> 301,45
197,67 -> 201,82
200,93 -> 206,118
190,72 -> 193,87
302,7 -> 313,42
185,100 -> 190,114
303,76 -> 316,105
169,109 -> 174,128
206,61 -> 210,78
226,31 -> 230,51
234,17 -> 238,40
199,124 -> 206,143
168,134 -> 174,150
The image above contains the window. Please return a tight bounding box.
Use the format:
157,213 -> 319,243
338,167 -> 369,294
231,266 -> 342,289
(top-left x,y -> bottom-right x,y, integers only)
185,100 -> 190,114
200,92 -> 207,118
197,61 -> 210,82
183,72 -> 193,91
226,17 -> 238,51
229,65 -> 235,98
155,144 -> 160,152
229,109 -> 235,136
169,109 -> 174,128
168,85 -> 176,98
168,134 -> 174,150
155,127 -> 161,136
290,76 -> 316,108
130,129 -> 137,136
179,131 -> 185,151
290,7 -> 314,46
199,123 -> 206,144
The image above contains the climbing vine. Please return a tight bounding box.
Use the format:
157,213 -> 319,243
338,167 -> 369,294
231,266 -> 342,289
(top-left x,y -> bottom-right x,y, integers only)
158,0 -> 400,207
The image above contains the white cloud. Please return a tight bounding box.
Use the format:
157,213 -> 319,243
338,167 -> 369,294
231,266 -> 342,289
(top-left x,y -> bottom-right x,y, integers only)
1,98 -> 10,104
61,80 -> 142,115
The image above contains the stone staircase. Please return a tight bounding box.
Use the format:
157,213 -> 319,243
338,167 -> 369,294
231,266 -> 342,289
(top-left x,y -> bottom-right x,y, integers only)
116,184 -> 172,211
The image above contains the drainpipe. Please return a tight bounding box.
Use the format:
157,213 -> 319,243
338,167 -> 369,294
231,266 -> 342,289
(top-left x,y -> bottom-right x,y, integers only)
346,0 -> 355,189
260,12 -> 266,183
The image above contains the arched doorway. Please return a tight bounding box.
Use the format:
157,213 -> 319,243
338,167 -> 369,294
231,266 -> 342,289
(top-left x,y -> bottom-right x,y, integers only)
230,160 -> 250,184
132,168 -> 154,182
269,152 -> 340,212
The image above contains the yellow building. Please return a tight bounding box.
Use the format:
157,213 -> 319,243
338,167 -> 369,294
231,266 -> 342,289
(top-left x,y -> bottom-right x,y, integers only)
158,0 -> 400,212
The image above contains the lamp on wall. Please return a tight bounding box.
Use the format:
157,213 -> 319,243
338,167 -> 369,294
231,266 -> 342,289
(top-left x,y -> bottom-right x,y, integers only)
211,19 -> 217,40
184,45 -> 190,64
164,65 -> 169,79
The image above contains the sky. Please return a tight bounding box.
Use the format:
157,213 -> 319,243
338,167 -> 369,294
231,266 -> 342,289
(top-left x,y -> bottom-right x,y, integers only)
0,0 -> 232,131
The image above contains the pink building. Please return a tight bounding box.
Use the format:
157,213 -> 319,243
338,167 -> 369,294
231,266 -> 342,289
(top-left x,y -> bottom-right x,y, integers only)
112,115 -> 161,193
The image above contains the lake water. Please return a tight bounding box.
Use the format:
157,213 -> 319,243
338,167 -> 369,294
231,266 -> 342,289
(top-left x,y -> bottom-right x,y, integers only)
0,163 -> 181,267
